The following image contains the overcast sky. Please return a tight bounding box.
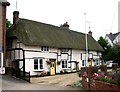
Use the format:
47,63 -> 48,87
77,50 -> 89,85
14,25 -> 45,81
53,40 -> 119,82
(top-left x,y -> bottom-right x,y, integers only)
6,0 -> 120,40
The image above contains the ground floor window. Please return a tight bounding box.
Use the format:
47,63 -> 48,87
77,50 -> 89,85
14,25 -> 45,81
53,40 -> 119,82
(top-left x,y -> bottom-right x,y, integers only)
34,59 -> 43,70
82,60 -> 86,66
62,60 -> 67,68
95,59 -> 99,66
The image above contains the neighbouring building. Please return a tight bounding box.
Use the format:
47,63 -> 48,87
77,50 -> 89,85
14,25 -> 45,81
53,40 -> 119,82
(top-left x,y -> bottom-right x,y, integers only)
6,11 -> 104,76
105,1 -> 120,47
0,0 -> 10,74
105,32 -> 120,46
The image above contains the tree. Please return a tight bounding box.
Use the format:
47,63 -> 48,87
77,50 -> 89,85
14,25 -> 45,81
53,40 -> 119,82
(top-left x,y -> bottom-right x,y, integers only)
98,36 -> 120,66
98,36 -> 112,61
110,46 -> 120,66
6,19 -> 11,30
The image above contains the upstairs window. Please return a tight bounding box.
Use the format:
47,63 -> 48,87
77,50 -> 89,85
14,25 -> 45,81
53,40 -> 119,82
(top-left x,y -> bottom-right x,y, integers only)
60,48 -> 69,53
34,59 -> 43,70
41,46 -> 49,51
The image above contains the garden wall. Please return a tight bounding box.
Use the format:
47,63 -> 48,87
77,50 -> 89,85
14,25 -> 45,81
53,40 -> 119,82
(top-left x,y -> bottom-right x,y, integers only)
81,66 -> 120,90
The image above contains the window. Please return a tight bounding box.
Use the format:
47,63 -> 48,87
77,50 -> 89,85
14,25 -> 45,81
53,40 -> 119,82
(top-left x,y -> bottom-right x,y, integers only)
34,59 -> 43,70
82,60 -> 86,66
60,48 -> 69,53
95,59 -> 99,65
41,46 -> 49,51
62,60 -> 67,68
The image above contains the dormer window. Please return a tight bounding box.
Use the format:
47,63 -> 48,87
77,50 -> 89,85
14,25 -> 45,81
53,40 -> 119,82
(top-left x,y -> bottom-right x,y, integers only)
60,48 -> 69,53
41,46 -> 49,51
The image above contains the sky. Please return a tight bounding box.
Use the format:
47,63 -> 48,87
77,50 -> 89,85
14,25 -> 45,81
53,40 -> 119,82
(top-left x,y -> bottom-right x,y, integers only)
6,0 -> 120,40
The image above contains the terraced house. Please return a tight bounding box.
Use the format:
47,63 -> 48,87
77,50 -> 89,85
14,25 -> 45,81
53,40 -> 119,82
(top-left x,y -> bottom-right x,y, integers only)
6,11 -> 104,76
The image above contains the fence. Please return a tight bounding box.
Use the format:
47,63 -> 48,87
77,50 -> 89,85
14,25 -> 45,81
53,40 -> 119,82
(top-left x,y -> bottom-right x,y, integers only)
5,67 -> 30,83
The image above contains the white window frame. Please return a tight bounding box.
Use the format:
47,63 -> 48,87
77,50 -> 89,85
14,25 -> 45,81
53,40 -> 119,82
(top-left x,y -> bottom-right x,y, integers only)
34,58 -> 43,70
60,48 -> 69,53
62,60 -> 68,69
82,60 -> 86,66
41,46 -> 49,52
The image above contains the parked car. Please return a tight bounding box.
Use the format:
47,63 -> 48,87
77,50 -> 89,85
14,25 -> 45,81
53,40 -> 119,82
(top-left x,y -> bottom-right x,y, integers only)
106,60 -> 118,68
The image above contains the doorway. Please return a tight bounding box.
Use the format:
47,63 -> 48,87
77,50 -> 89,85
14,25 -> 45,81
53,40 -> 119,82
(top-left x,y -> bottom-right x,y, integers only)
50,59 -> 56,75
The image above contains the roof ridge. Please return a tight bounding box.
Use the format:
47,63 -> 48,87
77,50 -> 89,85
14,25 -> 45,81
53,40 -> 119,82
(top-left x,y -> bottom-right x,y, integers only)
19,18 -> 85,35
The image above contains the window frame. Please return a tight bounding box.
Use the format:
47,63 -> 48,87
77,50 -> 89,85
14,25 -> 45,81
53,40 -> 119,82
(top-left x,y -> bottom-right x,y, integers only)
82,60 -> 86,66
34,58 -> 43,70
60,48 -> 69,53
62,60 -> 68,69
41,46 -> 49,52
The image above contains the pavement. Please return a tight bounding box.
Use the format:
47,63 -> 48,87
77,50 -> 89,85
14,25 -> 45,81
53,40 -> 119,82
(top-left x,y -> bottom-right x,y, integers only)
0,73 -> 82,90
31,73 -> 81,86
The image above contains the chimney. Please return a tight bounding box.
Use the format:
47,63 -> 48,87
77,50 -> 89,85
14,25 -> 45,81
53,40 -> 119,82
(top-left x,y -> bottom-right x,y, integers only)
0,0 -> 10,67
62,22 -> 69,29
110,32 -> 112,35
88,31 -> 92,36
13,11 -> 19,24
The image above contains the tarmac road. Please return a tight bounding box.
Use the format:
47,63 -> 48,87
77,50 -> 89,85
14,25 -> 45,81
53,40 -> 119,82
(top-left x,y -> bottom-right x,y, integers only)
1,73 -> 82,90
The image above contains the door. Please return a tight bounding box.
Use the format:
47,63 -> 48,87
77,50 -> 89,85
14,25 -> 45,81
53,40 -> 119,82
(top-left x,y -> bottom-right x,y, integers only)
50,60 -> 55,75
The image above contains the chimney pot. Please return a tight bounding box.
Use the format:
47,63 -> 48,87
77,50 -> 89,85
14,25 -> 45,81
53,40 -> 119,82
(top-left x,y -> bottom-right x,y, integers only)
88,31 -> 92,36
62,22 -> 69,29
13,11 -> 19,24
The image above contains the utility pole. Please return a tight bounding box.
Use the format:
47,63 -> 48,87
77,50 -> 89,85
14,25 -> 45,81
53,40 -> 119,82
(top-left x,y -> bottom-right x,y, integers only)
84,13 -> 88,67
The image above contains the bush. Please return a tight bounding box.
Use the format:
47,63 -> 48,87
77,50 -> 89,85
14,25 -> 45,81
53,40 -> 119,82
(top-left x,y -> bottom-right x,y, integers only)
96,77 -> 112,84
100,65 -> 107,72
71,80 -> 82,87
116,74 -> 120,85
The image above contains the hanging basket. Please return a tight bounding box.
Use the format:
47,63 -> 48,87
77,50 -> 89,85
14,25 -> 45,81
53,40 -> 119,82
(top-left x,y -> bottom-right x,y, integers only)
46,61 -> 51,64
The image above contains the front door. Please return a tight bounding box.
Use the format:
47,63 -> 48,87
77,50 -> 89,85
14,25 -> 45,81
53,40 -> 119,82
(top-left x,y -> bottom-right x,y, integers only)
50,60 -> 55,75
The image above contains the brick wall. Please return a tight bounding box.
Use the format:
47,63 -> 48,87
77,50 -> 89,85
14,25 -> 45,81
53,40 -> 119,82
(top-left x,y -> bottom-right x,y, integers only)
81,67 -> 120,90
0,1 -> 10,67
0,5 -> 3,50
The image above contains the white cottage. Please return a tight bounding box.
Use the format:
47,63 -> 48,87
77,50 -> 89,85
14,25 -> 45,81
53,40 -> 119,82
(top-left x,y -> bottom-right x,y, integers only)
6,11 -> 104,76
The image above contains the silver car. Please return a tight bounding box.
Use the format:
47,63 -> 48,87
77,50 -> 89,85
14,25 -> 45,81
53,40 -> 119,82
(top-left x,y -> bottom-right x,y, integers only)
106,60 -> 118,68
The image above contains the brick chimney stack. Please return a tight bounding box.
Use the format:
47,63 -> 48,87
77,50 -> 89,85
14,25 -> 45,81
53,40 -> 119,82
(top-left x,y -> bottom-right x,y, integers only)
88,31 -> 92,36
13,11 -> 19,24
0,0 -> 10,68
62,22 -> 70,29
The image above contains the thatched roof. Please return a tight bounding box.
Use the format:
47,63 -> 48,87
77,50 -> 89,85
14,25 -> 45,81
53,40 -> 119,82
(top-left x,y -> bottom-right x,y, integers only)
7,18 -> 104,52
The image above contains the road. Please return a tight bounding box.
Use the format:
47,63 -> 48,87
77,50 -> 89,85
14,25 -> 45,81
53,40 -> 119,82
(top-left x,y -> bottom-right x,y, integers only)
1,73 -> 82,91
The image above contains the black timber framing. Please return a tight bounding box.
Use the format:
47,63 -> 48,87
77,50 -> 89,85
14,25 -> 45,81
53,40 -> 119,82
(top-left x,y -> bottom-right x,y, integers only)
6,48 -> 25,76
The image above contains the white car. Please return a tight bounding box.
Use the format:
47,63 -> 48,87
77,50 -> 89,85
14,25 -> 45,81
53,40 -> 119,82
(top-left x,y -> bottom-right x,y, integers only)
106,60 -> 118,68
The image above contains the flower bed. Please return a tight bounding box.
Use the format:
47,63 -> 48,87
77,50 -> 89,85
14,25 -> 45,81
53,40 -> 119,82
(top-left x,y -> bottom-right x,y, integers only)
81,67 -> 120,90
90,79 -> 120,90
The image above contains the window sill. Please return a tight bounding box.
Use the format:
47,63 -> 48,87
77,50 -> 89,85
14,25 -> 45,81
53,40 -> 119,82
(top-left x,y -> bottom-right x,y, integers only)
33,69 -> 45,72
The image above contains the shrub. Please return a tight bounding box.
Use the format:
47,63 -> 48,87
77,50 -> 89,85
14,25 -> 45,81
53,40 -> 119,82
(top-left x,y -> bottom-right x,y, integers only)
116,74 -> 120,85
100,65 -> 107,72
96,77 -> 113,84
71,80 -> 82,87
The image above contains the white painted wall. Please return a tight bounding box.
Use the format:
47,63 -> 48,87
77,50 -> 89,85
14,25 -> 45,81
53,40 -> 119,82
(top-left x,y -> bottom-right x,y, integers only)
105,36 -> 113,46
113,33 -> 120,44
10,39 -> 102,75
